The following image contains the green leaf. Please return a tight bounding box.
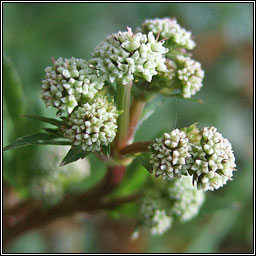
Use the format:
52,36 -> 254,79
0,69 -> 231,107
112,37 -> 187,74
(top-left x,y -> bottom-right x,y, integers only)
137,152 -> 153,174
3,54 -> 26,120
101,144 -> 111,157
3,133 -> 71,151
3,54 -> 27,137
60,145 -> 90,166
21,115 -> 62,127
43,128 -> 63,137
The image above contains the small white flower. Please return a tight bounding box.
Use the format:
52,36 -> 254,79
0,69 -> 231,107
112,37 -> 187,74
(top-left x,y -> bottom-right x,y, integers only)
188,126 -> 236,191
150,209 -> 172,235
41,57 -> 105,114
62,95 -> 119,152
140,193 -> 172,235
168,176 -> 205,222
140,17 -> 196,51
90,28 -> 168,85
150,129 -> 191,180
175,55 -> 204,98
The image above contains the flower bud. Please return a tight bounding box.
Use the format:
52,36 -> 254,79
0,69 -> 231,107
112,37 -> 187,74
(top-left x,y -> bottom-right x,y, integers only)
62,95 -> 119,152
42,57 -> 104,114
140,192 -> 172,235
175,55 -> 204,98
90,27 -> 168,85
150,129 -> 191,180
140,17 -> 196,51
188,126 -> 236,191
168,176 -> 205,222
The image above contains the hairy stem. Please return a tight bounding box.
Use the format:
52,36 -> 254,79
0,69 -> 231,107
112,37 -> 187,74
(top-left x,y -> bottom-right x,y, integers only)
119,141 -> 153,156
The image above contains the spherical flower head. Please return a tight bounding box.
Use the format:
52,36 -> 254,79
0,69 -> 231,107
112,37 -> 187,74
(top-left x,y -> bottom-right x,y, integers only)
175,55 -> 204,98
30,177 -> 63,205
41,57 -> 105,114
150,129 -> 191,180
150,209 -> 172,235
140,192 -> 172,235
168,175 -> 205,222
62,95 -> 119,152
189,126 -> 236,191
140,17 -> 196,51
90,27 -> 168,85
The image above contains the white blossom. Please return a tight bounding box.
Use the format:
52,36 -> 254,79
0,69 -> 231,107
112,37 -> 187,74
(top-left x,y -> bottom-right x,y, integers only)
140,17 -> 196,51
42,57 -> 105,114
168,176 -> 205,222
189,126 -> 236,191
150,129 -> 191,180
140,193 -> 172,235
62,95 -> 119,152
90,27 -> 168,85
175,55 -> 204,98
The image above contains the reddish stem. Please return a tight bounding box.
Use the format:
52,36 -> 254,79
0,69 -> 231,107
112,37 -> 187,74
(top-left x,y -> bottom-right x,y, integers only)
3,165 -> 127,249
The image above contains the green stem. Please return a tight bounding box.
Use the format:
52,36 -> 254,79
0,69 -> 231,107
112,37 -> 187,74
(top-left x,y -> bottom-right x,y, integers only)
127,98 -> 146,144
115,81 -> 133,151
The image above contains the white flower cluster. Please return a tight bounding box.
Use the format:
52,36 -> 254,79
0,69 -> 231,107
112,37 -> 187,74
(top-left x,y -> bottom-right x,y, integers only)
140,17 -> 196,51
175,55 -> 204,98
63,96 -> 119,152
168,176 -> 205,222
190,127 -> 236,191
151,209 -> 172,235
149,125 -> 236,191
140,194 -> 172,235
42,57 -> 104,114
150,129 -> 191,180
90,27 -> 168,85
138,177 -> 205,236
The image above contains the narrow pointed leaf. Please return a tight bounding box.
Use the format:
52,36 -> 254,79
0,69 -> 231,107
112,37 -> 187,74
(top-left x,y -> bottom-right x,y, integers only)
21,115 -> 62,127
43,128 -> 63,137
3,133 -> 71,151
60,145 -> 90,166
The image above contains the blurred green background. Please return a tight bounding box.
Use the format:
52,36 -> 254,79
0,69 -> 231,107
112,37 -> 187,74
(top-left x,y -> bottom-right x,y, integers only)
3,2 -> 253,253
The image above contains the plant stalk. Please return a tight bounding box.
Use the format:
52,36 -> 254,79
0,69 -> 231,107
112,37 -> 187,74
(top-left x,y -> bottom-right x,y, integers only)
114,81 -> 133,152
127,98 -> 146,144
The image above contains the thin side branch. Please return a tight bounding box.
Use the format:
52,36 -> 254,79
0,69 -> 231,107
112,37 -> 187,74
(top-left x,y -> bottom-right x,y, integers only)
3,165 -> 127,249
119,141 -> 153,156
